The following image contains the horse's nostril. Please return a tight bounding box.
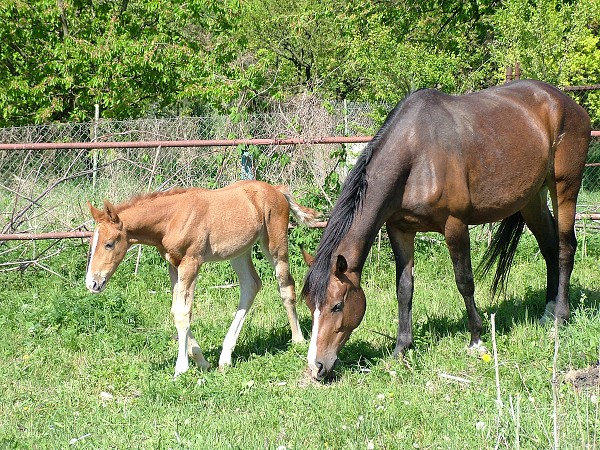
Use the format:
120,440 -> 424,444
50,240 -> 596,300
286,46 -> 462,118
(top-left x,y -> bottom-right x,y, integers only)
89,278 -> 105,292
315,361 -> 326,379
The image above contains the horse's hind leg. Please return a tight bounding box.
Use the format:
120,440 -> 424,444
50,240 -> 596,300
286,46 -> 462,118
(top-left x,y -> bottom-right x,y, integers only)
552,183 -> 582,324
445,217 -> 484,349
519,188 -> 559,321
219,252 -> 262,368
552,130 -> 589,323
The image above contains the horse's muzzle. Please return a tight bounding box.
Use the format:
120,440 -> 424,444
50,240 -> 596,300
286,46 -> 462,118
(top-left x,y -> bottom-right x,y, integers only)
311,358 -> 338,381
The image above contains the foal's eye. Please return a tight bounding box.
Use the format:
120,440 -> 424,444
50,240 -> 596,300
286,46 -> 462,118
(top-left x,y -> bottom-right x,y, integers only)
331,302 -> 344,313
105,241 -> 115,250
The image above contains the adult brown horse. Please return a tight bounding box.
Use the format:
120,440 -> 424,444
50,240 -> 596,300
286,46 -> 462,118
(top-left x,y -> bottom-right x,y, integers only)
86,180 -> 320,378
302,80 -> 591,380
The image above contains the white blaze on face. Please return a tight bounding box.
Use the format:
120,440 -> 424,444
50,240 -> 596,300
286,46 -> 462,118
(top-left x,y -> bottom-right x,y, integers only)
85,229 -> 100,290
307,306 -> 320,371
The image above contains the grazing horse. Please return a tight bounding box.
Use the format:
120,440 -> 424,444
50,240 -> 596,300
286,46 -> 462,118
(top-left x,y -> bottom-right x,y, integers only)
302,80 -> 591,380
86,180 -> 321,377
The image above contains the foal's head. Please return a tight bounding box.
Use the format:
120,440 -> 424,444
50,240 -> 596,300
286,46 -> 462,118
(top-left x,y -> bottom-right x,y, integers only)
304,253 -> 366,381
86,200 -> 129,293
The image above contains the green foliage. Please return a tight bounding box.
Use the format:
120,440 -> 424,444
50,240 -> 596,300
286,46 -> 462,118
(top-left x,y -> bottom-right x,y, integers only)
2,0 -> 599,126
0,0 -> 253,125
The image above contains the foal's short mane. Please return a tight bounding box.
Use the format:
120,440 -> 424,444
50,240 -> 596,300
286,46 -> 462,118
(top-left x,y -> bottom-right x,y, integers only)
302,91 -> 413,308
115,188 -> 196,212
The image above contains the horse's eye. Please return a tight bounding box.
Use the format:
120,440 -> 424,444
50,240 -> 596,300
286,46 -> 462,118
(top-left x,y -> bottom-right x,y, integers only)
105,241 -> 115,250
332,302 -> 344,313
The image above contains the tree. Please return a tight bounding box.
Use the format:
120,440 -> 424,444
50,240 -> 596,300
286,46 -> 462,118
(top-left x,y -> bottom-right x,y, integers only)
490,0 -> 600,124
0,0 -> 248,125
1,0 -> 598,125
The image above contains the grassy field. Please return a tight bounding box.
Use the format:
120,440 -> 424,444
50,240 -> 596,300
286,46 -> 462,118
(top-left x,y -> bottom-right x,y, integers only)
0,228 -> 599,449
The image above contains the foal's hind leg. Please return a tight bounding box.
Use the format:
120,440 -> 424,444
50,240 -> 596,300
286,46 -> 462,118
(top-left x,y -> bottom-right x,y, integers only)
260,237 -> 305,343
519,189 -> 559,322
219,252 -> 262,368
445,217 -> 484,349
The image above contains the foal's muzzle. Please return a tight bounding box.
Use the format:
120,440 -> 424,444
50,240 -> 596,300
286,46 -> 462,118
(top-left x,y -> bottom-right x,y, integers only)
86,276 -> 107,293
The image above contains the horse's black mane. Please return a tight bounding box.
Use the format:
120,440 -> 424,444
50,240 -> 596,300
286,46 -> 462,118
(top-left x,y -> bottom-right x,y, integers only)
302,91 -> 413,308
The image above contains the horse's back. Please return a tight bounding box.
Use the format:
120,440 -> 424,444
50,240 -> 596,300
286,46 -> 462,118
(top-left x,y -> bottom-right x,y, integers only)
409,80 -> 589,139
177,181 -> 289,261
381,80 -> 590,228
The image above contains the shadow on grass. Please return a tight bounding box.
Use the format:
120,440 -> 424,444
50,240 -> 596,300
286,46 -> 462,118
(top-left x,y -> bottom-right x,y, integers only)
329,282 -> 600,376
148,284 -> 600,376
226,321 -> 306,365
411,282 -> 600,348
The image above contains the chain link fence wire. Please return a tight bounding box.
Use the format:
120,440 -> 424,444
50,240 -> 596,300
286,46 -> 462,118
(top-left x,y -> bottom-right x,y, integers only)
0,100 -> 377,241
0,99 -> 599,269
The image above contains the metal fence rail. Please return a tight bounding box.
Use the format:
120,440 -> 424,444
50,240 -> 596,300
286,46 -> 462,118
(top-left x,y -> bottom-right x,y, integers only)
0,103 -> 380,245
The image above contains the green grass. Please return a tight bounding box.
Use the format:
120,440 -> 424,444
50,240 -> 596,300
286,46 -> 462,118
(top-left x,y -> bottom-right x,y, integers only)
0,230 -> 599,449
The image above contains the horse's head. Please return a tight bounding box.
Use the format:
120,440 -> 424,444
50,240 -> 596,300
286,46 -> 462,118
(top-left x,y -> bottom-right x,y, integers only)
303,252 -> 366,380
86,200 -> 128,293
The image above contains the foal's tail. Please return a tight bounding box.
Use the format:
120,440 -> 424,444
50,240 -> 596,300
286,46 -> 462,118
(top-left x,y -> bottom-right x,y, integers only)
275,185 -> 325,228
475,212 -> 526,298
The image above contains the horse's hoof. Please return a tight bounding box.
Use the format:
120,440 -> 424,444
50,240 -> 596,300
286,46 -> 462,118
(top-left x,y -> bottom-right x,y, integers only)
467,340 -> 488,356
539,301 -> 557,325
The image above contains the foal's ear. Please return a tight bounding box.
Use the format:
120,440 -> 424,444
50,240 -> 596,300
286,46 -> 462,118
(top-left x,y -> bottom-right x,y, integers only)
87,201 -> 105,222
334,254 -> 348,275
301,248 -> 315,266
103,200 -> 122,228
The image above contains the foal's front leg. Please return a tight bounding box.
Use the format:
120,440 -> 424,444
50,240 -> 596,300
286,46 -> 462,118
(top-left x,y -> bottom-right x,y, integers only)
219,254 -> 261,368
167,262 -> 210,376
170,257 -> 203,378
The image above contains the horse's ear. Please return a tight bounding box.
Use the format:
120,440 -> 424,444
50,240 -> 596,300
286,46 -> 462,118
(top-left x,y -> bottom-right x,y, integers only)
87,201 -> 105,222
335,254 -> 348,275
103,200 -> 122,228
301,248 -> 315,266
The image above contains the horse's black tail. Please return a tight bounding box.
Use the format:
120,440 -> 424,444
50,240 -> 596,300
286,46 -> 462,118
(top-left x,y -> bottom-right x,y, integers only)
475,212 -> 526,298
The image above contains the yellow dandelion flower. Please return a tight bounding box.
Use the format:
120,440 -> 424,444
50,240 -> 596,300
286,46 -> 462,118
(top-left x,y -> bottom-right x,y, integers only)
481,353 -> 492,363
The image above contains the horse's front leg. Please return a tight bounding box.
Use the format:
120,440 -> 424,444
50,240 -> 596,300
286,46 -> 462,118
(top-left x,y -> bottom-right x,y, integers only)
387,225 -> 416,357
445,217 -> 484,350
170,257 -> 201,378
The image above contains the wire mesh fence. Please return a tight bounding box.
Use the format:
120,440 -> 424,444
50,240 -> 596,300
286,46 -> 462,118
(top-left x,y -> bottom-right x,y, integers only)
0,100 -> 378,239
0,98 -> 599,268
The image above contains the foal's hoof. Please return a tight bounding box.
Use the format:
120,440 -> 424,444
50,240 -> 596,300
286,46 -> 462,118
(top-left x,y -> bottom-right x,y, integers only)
218,356 -> 232,372
292,336 -> 306,345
